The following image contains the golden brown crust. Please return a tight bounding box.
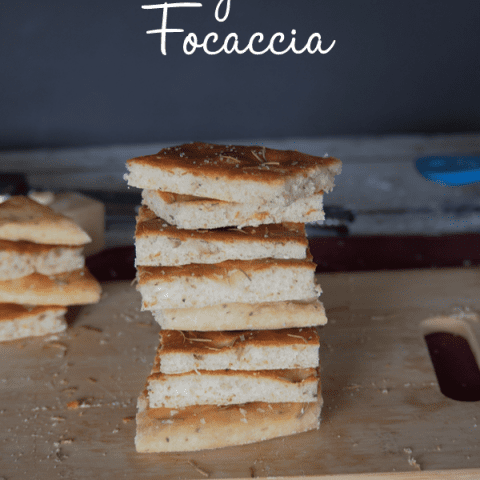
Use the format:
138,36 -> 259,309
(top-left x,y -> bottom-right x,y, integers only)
135,205 -> 307,246
137,256 -> 316,285
139,394 -> 320,428
155,190 -> 229,205
148,365 -> 318,384
152,189 -> 324,206
159,328 -> 319,355
0,304 -> 67,322
0,268 -> 102,305
127,142 -> 341,184
0,239 -> 82,254
0,196 -> 91,245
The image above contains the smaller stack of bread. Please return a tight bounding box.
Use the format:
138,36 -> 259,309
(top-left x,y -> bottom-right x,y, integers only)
0,196 -> 102,341
125,143 -> 341,452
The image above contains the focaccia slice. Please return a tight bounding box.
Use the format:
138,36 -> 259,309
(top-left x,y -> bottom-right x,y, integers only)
125,142 -> 341,206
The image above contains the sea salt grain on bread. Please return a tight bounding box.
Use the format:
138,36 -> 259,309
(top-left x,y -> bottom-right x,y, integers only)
142,189 -> 325,229
153,298 -> 327,331
147,366 -> 319,408
125,142 -> 341,206
0,196 -> 91,245
135,387 -> 322,452
137,257 -> 320,310
135,205 -> 308,266
0,239 -> 84,281
158,328 -> 319,374
0,304 -> 67,341
0,268 -> 101,306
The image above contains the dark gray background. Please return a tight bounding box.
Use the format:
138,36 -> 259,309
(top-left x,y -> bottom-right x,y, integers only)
1,0 -> 479,150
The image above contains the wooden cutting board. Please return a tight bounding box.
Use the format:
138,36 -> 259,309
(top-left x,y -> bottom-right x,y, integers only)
1,267 -> 479,479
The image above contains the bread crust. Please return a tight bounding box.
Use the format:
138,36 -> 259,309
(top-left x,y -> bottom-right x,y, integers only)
0,239 -> 82,254
0,196 -> 91,245
159,327 -> 319,353
137,256 -> 316,284
0,303 -> 67,322
149,366 -> 318,383
125,143 -> 341,205
0,268 -> 102,305
129,143 -> 340,180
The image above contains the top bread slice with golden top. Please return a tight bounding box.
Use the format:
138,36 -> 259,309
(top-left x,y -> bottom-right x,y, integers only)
125,143 -> 341,206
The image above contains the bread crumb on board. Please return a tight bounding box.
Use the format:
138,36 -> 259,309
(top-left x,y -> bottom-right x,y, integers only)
404,447 -> 422,471
67,400 -> 80,410
67,398 -> 93,410
187,460 -> 209,477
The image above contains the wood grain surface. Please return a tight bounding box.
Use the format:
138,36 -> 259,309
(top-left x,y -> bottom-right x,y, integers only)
1,267 -> 480,479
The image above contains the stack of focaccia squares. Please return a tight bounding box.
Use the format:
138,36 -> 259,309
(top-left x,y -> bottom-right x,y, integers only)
0,196 -> 102,341
125,143 -> 341,452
